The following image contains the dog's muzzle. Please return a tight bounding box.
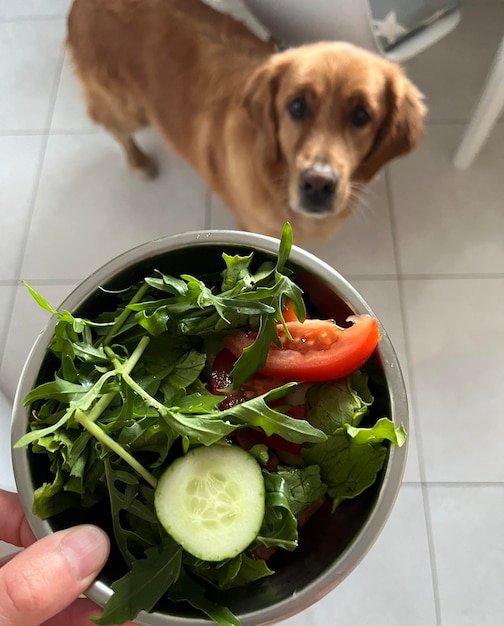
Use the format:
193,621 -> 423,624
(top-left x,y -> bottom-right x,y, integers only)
297,165 -> 339,215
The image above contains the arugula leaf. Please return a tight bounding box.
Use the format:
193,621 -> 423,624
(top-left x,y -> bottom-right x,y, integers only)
158,410 -> 239,446
117,368 -> 325,447
22,281 -> 83,328
171,388 -> 222,414
117,416 -> 175,468
16,369 -> 118,447
91,537 -> 183,625
145,271 -> 189,295
57,429 -> 93,493
229,224 -> 305,387
31,432 -> 106,518
229,314 -> 280,388
167,572 -> 242,626
16,406 -> 78,448
131,266 -> 274,338
220,252 -> 255,292
22,282 -> 114,333
73,409 -> 158,489
23,376 -> 91,405
176,309 -> 248,336
187,553 -> 273,590
162,349 -> 206,391
217,386 -> 326,444
276,221 -> 293,272
32,461 -> 75,518
104,459 -> 162,566
100,283 -> 151,345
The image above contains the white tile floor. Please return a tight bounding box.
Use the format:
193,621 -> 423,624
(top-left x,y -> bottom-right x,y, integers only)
1,1 -> 503,625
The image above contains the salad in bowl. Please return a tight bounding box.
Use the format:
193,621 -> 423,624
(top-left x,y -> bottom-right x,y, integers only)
12,224 -> 407,626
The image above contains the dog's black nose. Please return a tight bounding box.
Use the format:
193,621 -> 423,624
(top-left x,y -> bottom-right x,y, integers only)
298,167 -> 339,214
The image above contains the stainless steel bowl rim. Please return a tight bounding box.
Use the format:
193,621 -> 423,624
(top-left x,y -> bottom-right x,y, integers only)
11,229 -> 408,626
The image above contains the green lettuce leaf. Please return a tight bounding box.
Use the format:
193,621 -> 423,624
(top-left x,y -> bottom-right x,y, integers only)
345,417 -> 407,447
276,465 -> 327,517
255,471 -> 298,551
305,371 -> 373,434
302,430 -> 388,509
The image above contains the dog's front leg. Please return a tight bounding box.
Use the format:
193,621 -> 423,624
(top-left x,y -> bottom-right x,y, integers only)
111,132 -> 159,180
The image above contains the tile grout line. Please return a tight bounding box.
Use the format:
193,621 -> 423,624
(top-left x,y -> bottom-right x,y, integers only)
0,46 -> 66,372
403,481 -> 504,488
0,14 -> 68,24
385,166 -> 443,626
415,485 -> 443,624
424,119 -> 504,126
0,279 -> 84,288
0,128 -> 102,137
395,273 -> 504,280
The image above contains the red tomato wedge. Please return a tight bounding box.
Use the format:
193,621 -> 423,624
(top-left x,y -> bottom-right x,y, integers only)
210,349 -> 306,456
223,315 -> 380,382
209,348 -> 243,409
281,298 -> 310,323
281,298 -> 300,323
209,348 -> 285,409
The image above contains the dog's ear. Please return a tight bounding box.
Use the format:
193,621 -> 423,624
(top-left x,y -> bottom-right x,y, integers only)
243,59 -> 285,162
356,68 -> 426,181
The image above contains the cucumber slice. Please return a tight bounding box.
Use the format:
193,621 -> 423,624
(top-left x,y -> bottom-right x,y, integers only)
155,445 -> 265,561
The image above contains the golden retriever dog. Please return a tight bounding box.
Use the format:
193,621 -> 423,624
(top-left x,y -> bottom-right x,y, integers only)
67,0 -> 426,242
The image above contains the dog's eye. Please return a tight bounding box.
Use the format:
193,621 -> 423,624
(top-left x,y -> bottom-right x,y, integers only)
350,105 -> 371,128
288,97 -> 309,120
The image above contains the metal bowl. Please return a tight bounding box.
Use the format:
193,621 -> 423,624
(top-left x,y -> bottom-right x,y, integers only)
11,230 -> 408,626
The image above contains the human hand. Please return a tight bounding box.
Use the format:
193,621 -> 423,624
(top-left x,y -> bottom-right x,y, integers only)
0,489 -> 120,626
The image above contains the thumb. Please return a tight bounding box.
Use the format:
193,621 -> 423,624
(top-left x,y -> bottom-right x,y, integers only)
0,524 -> 109,626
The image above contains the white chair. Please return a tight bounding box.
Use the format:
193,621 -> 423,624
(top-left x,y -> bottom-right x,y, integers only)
241,0 -> 461,63
453,36 -> 504,169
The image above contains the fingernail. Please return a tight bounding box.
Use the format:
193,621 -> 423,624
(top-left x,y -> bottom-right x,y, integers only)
60,525 -> 110,581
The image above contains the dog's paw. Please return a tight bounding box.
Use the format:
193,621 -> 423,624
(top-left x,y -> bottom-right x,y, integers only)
137,157 -> 159,180
126,144 -> 159,180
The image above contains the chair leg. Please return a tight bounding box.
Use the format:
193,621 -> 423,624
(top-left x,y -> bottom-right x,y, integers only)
453,36 -> 504,169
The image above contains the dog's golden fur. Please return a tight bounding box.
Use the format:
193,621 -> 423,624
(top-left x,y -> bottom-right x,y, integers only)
67,0 -> 426,242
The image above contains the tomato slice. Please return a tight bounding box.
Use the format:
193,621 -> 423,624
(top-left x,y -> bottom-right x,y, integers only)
282,298 -> 300,323
223,315 -> 380,382
209,349 -> 285,409
210,349 -> 306,457
209,348 -> 244,409
281,298 -> 311,323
